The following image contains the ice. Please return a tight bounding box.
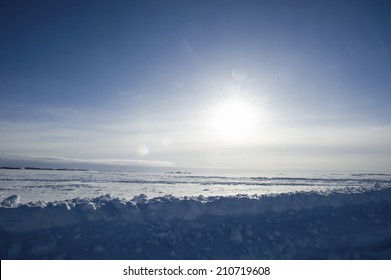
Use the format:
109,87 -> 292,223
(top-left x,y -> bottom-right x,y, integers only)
1,183 -> 391,259
1,195 -> 20,208
2,169 -> 390,204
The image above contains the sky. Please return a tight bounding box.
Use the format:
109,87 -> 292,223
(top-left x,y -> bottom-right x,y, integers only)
1,0 -> 391,172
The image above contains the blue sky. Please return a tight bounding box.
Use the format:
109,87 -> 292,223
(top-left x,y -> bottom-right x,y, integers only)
1,0 -> 391,172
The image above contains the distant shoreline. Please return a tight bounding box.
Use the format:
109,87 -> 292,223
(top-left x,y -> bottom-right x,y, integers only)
0,166 -> 88,171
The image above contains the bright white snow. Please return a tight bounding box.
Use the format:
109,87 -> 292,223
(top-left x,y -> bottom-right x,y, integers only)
1,169 -> 390,203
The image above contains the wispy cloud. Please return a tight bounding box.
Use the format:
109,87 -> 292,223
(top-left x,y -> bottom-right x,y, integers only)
0,154 -> 174,169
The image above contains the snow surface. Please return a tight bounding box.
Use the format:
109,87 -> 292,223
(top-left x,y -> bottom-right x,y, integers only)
1,169 -> 390,203
1,184 -> 391,259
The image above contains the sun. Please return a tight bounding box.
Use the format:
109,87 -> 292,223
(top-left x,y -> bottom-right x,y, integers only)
211,97 -> 256,143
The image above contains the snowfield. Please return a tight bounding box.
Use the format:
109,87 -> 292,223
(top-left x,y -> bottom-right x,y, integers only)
1,184 -> 391,259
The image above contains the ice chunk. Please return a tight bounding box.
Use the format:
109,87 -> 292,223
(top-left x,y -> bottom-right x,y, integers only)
132,194 -> 148,204
1,195 -> 20,207
97,194 -> 112,202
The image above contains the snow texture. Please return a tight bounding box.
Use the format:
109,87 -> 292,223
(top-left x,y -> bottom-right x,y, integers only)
1,185 -> 391,259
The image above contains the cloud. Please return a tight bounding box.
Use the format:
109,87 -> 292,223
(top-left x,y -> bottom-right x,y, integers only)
0,154 -> 174,169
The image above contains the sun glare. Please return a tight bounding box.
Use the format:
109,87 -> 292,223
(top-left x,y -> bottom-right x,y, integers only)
211,97 -> 256,143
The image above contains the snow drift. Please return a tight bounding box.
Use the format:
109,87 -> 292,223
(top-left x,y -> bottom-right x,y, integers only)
1,186 -> 391,259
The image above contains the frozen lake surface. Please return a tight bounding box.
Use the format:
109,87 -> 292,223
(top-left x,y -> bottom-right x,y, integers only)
1,168 -> 390,203
1,168 -> 391,260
